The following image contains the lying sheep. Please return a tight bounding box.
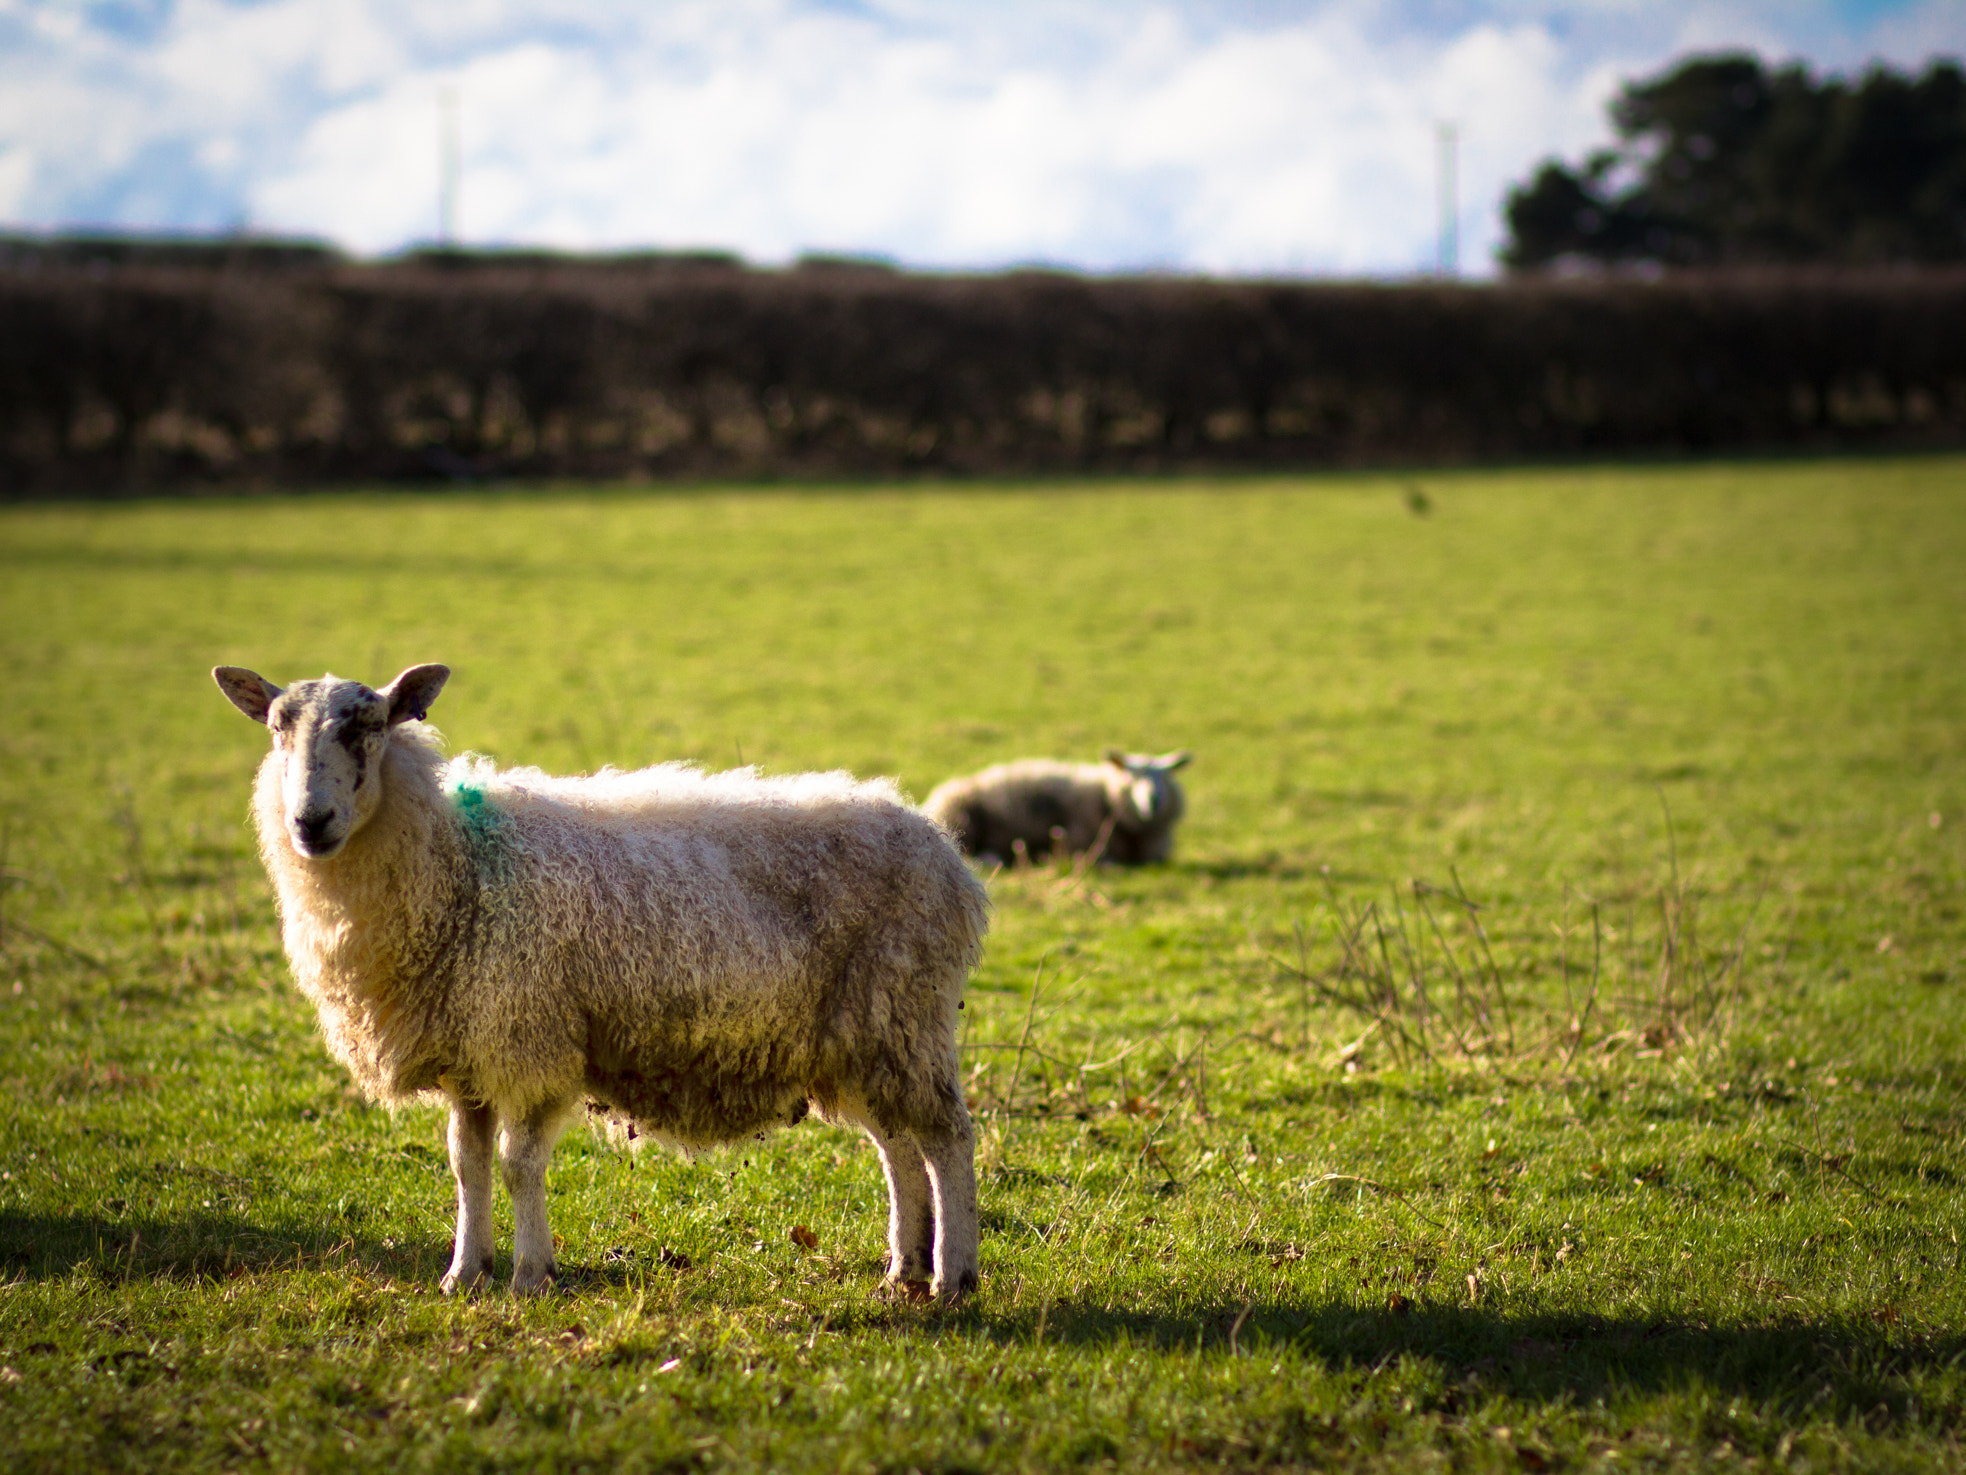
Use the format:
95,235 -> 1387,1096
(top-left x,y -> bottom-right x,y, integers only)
923,750 -> 1191,867
213,663 -> 988,1300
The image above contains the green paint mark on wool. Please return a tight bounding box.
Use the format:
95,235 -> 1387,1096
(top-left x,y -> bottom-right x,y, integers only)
450,779 -> 496,835
444,771 -> 511,879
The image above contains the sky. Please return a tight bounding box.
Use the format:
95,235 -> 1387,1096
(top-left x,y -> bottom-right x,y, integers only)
0,1 -> 1958,276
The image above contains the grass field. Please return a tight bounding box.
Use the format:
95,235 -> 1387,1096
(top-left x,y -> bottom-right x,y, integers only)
2,457 -> 1965,1472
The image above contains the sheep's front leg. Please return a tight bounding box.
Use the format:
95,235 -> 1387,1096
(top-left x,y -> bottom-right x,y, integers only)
865,1122 -> 935,1289
499,1107 -> 568,1294
441,1099 -> 497,1294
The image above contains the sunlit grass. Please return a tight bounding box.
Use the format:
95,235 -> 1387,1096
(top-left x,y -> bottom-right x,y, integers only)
2,457 -> 1965,1470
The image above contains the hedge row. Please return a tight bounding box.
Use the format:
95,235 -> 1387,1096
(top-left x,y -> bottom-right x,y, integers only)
3,252 -> 1963,492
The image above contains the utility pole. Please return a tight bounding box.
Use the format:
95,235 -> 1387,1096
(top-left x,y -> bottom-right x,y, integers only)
439,86 -> 461,246
1436,121 -> 1458,277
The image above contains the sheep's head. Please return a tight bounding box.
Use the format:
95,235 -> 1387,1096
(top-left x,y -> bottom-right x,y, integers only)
1102,749 -> 1192,829
214,664 -> 450,860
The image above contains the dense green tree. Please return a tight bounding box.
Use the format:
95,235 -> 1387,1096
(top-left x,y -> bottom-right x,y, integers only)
1503,53 -> 1966,270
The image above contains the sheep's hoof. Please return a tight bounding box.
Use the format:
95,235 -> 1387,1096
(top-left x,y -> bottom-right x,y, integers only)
933,1268 -> 980,1303
894,1279 -> 934,1304
440,1257 -> 494,1296
511,1263 -> 559,1296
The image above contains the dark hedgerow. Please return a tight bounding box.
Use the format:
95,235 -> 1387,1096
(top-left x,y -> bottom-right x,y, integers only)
1,251 -> 1964,494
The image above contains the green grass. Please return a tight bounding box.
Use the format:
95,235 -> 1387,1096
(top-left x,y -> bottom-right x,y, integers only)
3,458 -> 1965,1472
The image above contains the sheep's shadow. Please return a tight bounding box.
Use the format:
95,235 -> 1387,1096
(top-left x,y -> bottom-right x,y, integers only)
953,1294 -> 1957,1427
0,1207 -> 450,1284
1175,855 -> 1379,885
1181,854 -> 1317,882
8,1202 -> 1953,1432
0,1207 -> 720,1294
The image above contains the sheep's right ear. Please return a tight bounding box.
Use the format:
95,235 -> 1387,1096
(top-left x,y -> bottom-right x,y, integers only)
380,664 -> 451,725
1104,748 -> 1131,770
213,666 -> 282,724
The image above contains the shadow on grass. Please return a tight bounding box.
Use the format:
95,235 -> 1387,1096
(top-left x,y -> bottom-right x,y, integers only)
0,1207 -> 686,1293
1177,855 -> 1379,884
8,1205 -> 1957,1431
0,1207 -> 450,1284
955,1295 -> 1963,1428
0,542 -> 596,583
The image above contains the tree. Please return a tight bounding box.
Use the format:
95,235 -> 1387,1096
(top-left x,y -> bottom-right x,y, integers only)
1502,53 -> 1966,271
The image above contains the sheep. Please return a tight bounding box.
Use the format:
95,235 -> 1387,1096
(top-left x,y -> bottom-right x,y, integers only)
922,750 -> 1192,867
212,663 -> 989,1301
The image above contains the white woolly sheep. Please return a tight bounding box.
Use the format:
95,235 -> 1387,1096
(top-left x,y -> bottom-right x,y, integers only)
922,750 -> 1192,867
213,663 -> 989,1300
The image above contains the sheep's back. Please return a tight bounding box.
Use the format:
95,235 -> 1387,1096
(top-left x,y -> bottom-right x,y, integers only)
460,762 -> 985,1141
923,760 -> 1116,857
473,762 -> 983,1029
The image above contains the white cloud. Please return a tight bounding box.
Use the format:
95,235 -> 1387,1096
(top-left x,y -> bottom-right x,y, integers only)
237,2 -> 1629,272
149,0 -> 402,105
0,0 -> 1957,271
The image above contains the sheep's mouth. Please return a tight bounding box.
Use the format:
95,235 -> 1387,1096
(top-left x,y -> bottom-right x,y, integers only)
290,828 -> 348,860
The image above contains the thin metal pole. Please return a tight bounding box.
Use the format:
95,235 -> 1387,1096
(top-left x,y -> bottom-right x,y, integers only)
1436,121 -> 1458,277
439,86 -> 461,245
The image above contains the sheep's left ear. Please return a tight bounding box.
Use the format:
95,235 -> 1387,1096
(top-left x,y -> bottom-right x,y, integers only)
380,664 -> 450,725
1104,748 -> 1131,770
1158,750 -> 1192,771
213,666 -> 282,724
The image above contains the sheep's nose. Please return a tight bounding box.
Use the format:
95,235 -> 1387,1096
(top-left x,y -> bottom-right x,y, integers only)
294,810 -> 336,845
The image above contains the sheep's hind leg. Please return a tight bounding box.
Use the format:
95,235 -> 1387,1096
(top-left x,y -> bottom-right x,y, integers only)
441,1098 -> 497,1295
500,1104 -> 570,1295
918,1111 -> 980,1302
864,1121 -> 935,1292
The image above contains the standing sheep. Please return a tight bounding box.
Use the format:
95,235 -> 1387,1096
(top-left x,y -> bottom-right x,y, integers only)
923,750 -> 1192,867
213,663 -> 988,1301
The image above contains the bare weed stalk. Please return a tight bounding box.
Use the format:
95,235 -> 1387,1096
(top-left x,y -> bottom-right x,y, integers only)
1273,868 -> 1764,1071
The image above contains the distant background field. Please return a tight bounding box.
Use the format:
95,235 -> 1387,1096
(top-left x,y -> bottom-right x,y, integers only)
2,457 -> 1965,1470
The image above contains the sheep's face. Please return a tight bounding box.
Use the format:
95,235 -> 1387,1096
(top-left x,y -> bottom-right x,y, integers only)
214,664 -> 450,861
264,679 -> 394,858
1102,750 -> 1192,829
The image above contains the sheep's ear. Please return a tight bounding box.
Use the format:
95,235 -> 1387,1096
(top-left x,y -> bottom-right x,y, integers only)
380,664 -> 451,725
1104,748 -> 1130,770
1159,750 -> 1192,771
213,666 -> 282,724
